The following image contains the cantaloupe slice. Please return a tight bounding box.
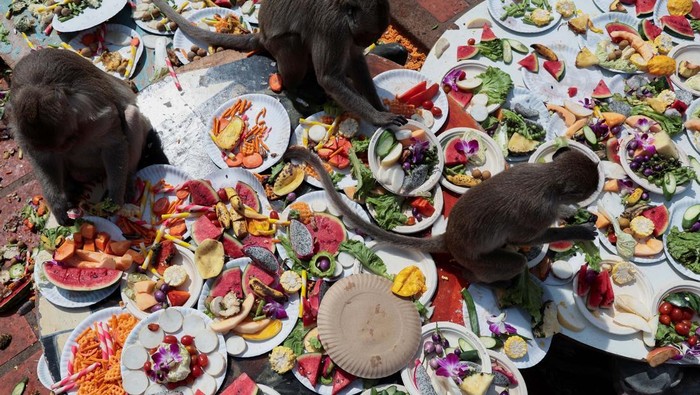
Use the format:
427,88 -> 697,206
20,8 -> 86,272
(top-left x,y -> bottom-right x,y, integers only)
133,280 -> 156,294
602,112 -> 626,127
634,238 -> 663,256
135,292 -> 158,311
595,212 -> 611,229
564,118 -> 590,138
603,179 -> 620,193
54,240 -> 76,261
546,103 -> 576,126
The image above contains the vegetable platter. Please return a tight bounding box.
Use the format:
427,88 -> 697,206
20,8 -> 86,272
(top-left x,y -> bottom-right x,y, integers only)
67,24 -> 144,80
52,0 -> 127,33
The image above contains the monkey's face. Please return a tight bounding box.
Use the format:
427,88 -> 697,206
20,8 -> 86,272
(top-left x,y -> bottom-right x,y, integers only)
553,150 -> 600,203
16,117 -> 80,153
346,0 -> 391,47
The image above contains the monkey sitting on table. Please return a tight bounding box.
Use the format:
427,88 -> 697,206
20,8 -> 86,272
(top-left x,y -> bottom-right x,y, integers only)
8,49 -> 152,225
150,0 -> 407,128
285,146 -> 600,283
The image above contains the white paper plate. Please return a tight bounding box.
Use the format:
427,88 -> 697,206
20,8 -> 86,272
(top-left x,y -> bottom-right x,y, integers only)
618,134 -> 691,196
351,241 -> 437,305
442,61 -> 489,85
68,24 -> 144,80
664,200 -> 700,280
258,384 -> 281,395
577,13 -> 644,74
37,354 -> 54,390
654,0 -> 700,42
465,280 -> 552,369
204,93 -> 291,173
572,262 -> 653,335
277,191 -> 370,281
292,365 -> 363,395
52,0 -> 127,32
204,167 -> 273,214
361,384 -> 408,395
366,185 -> 444,234
669,44 -> 700,96
400,322 -> 492,393
686,97 -> 700,154
290,111 -> 375,190
529,139 -> 606,207
438,128 -> 507,195
593,0 -> 636,13
59,306 -> 128,394
196,258 -> 300,357
134,164 -> 193,239
487,0 -> 562,34
373,69 -> 449,134
121,245 -> 203,319
121,307 -> 227,395
34,216 -> 124,308
487,349 -> 529,395
231,2 -> 261,25
133,0 -> 194,36
500,86 -> 551,163
173,7 -> 251,64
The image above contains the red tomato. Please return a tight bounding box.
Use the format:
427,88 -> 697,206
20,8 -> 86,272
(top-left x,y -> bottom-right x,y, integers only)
198,354 -> 209,367
192,365 -> 203,378
607,232 -> 617,244
567,87 -> 578,98
467,38 -> 476,45
682,319 -> 693,328
659,314 -> 671,325
186,345 -> 198,355
689,335 -> 699,347
181,335 -> 194,346
143,361 -> 152,371
163,335 -> 178,344
270,211 -> 279,220
190,357 -> 199,368
422,100 -> 434,110
676,323 -> 691,337
659,302 -> 673,315
683,308 -> 695,321
671,307 -> 684,323
430,106 -> 443,117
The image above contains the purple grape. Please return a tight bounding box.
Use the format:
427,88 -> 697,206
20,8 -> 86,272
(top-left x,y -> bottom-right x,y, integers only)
630,161 -> 640,171
691,222 -> 700,232
654,165 -> 663,171
641,192 -> 649,200
415,213 -> 423,222
454,348 -> 462,356
317,257 -> 331,271
627,149 -> 636,157
160,283 -> 170,293
628,140 -> 639,150
150,304 -> 163,313
432,333 -> 441,343
642,155 -> 651,162
429,358 -> 439,370
434,344 -> 444,356
643,168 -> 654,177
424,341 -> 435,354
402,162 -> 411,170
412,207 -> 419,217
286,192 -> 297,202
154,290 -> 166,302
442,337 -> 449,348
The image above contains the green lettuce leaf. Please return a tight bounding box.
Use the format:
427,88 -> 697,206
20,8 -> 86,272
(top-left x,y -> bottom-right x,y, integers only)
348,148 -> 376,201
496,268 -> 544,323
364,194 -> 408,230
476,67 -> 513,105
338,240 -> 394,280
476,39 -> 503,62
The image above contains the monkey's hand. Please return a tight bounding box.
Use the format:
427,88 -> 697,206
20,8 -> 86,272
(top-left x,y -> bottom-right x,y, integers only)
51,199 -> 73,226
568,223 -> 597,241
372,111 -> 408,127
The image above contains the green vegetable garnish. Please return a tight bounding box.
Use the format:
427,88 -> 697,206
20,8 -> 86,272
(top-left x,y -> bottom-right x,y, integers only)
496,268 -> 544,323
631,105 -> 683,136
667,227 -> 700,272
348,148 -> 376,201
283,321 -> 310,356
364,194 -> 408,230
338,240 -> 394,281
476,39 -> 504,62
475,67 -> 513,105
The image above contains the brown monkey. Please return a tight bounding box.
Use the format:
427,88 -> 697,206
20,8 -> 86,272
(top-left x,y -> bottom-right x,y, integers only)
284,146 -> 600,283
150,0 -> 407,127
8,49 -> 151,225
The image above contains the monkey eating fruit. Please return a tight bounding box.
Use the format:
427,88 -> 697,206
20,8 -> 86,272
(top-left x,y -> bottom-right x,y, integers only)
284,146 -> 600,283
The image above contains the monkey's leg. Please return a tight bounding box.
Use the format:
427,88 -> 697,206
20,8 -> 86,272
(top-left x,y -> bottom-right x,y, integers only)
31,154 -> 72,225
102,134 -> 130,207
266,34 -> 308,89
347,46 -> 386,111
464,249 -> 527,284
525,224 -> 597,245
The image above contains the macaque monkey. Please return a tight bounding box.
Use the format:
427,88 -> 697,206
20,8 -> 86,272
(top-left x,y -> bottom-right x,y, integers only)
285,146 -> 600,283
8,49 -> 152,225
151,0 -> 407,127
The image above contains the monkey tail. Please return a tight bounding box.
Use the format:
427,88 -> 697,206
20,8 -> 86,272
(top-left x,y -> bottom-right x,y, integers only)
284,146 -> 448,253
151,0 -> 262,51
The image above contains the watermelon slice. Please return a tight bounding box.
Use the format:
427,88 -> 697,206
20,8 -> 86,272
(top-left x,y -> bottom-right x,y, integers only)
241,263 -> 276,297
543,60 -> 565,81
549,241 -> 574,252
606,22 -> 640,42
518,53 -> 539,72
660,15 -> 695,39
297,353 -> 323,387
592,79 -> 612,99
444,138 -> 468,166
210,266 -> 243,298
639,20 -> 663,40
235,182 -> 261,212
576,264 -> 590,297
331,368 -> 355,394
689,1 -> 700,19
635,0 -> 656,17
220,372 -> 259,395
222,233 -> 245,259
641,205 -> 670,237
599,271 -> 615,308
306,213 -> 346,255
448,90 -> 473,108
481,24 -> 498,42
457,45 -> 479,60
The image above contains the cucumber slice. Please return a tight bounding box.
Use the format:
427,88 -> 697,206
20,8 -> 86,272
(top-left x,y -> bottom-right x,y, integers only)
682,204 -> 700,230
582,126 -> 597,147
663,172 -> 676,201
9,264 -> 24,279
11,378 -> 27,395
507,38 -> 529,53
375,129 -> 397,158
458,337 -> 475,352
690,156 -> 700,185
479,336 -> 500,349
386,385 -> 398,394
459,349 -> 480,362
502,40 -> 513,64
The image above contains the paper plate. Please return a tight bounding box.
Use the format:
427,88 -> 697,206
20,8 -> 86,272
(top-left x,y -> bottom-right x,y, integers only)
577,13 -> 644,74
360,385 -> 408,395
52,0 -> 127,32
292,367 -> 363,395
400,321 -> 492,393
196,258 -> 300,358
133,0 -> 195,35
204,93 -> 291,173
173,7 -> 252,64
317,274 -> 421,379
34,216 -> 124,308
290,111 -> 375,190
487,349 -> 529,395
669,44 -> 700,96
133,164 -> 193,239
654,0 -> 700,42
442,61 -> 489,82
372,69 -> 449,134
121,307 -> 227,395
204,167 -> 273,214
231,2 -> 261,25
37,354 -> 54,390
258,385 -> 281,395
618,134 -> 691,196
366,184 -> 444,234
593,0 -> 636,13
487,0 -> 562,34
572,262 -> 653,335
68,24 -> 144,80
121,245 -> 202,319
664,200 -> 700,281
685,97 -> 700,154
528,139 -> 606,207
521,44 -> 603,105
437,128 -> 507,195
500,86 -> 551,163
352,241 -> 438,305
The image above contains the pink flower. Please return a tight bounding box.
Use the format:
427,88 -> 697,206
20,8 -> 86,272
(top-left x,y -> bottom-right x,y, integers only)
455,139 -> 480,157
435,353 -> 471,383
487,313 -> 518,336
151,343 -> 182,370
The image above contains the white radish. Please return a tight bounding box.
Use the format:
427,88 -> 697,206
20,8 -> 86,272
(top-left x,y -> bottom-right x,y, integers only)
194,328 -> 219,353
183,314 -> 206,334
469,105 -> 489,122
613,312 -> 652,333
173,387 -> 194,395
192,374 -> 217,395
380,143 -> 403,167
145,384 -> 168,395
471,93 -> 489,106
351,234 -> 365,243
337,252 -> 357,269
158,308 -> 183,333
138,325 -> 164,349
226,335 -> 247,355
394,129 -> 413,141
308,125 -> 327,143
420,109 -> 435,127
456,78 -> 482,91
203,352 -> 226,377
327,201 -> 341,217
122,345 -> 149,370
485,103 -> 501,114
383,164 -> 405,191
122,370 -> 149,395
551,260 -> 575,280
311,200 -> 327,213
333,261 -> 344,277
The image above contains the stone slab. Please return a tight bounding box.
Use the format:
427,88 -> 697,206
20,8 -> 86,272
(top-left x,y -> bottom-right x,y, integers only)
0,313 -> 37,366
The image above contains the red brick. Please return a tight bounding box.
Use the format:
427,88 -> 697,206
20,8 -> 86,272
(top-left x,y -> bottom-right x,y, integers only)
415,0 -> 470,22
0,139 -> 32,188
0,179 -> 42,246
0,314 -> 37,366
0,347 -> 49,395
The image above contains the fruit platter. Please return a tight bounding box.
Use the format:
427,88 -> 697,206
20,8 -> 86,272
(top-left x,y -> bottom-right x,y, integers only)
664,200 -> 700,280
488,0 -> 561,34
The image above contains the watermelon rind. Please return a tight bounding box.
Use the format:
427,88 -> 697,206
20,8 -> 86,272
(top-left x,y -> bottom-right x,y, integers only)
184,179 -> 220,206
517,52 -> 539,73
457,45 -> 479,61
44,263 -> 120,291
543,60 -> 565,81
296,352 -> 323,387
592,80 -> 613,99
235,182 -> 261,213
606,22 -> 640,42
639,20 -> 663,40
635,0 -> 656,17
660,15 -> 695,39
641,205 -> 670,237
241,263 -> 276,297
306,213 -> 347,255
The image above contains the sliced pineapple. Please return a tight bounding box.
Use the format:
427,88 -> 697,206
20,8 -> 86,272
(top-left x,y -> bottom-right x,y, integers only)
576,47 -> 599,68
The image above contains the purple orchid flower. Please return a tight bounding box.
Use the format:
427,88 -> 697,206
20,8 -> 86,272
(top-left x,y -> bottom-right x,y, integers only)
455,139 -> 480,157
263,301 -> 289,319
633,117 -> 659,134
487,313 -> 518,336
435,353 -> 471,383
146,367 -> 169,383
151,343 -> 183,370
411,139 -> 430,164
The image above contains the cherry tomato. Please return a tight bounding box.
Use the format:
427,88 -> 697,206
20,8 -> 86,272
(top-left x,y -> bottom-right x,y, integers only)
607,232 -> 617,244
217,188 -> 228,201
683,308 -> 695,321
671,307 -> 684,323
430,106 -> 443,117
660,314 -> 671,325
422,100 -> 434,110
676,323 -> 691,337
190,357 -> 199,368
682,319 -> 693,328
163,335 -> 178,344
166,382 -> 179,390
186,345 -> 198,355
198,354 -> 209,367
270,210 -> 280,220
192,365 -> 203,378
659,302 -> 673,315
181,335 -> 194,346
467,38 -> 476,45
143,361 -> 152,371
689,335 -> 699,347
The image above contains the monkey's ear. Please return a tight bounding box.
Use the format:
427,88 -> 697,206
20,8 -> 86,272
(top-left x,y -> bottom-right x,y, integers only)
552,147 -> 571,160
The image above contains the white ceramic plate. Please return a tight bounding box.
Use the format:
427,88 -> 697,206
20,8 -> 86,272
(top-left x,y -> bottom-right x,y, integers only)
373,69 -> 450,134
34,216 -> 124,308
204,93 -> 291,173
121,307 -> 227,395
134,164 -> 193,239
466,280 -> 552,369
669,43 -> 700,96
664,200 -> 700,280
68,24 -> 144,80
277,191 -> 370,281
290,111 -> 375,190
572,262 -> 653,335
487,349 -> 529,395
52,0 -> 127,32
196,258 -> 300,357
173,7 -> 251,64
361,384 -> 408,395
686,97 -> 700,154
352,241 -> 437,305
654,0 -> 700,42
438,128 -> 507,195
366,185 -> 444,234
487,0 -> 562,34
400,322 -> 492,393
521,44 -> 603,105
529,139 -> 606,207
133,0 -> 195,36
577,13 -> 644,74
593,0 -> 636,13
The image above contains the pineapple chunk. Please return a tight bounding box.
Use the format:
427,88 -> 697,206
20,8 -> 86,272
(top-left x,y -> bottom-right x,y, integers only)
576,47 -> 599,68
459,373 -> 495,395
653,130 -> 679,159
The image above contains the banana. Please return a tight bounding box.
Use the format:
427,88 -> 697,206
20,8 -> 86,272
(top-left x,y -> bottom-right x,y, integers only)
215,202 -> 232,229
249,277 -> 287,302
